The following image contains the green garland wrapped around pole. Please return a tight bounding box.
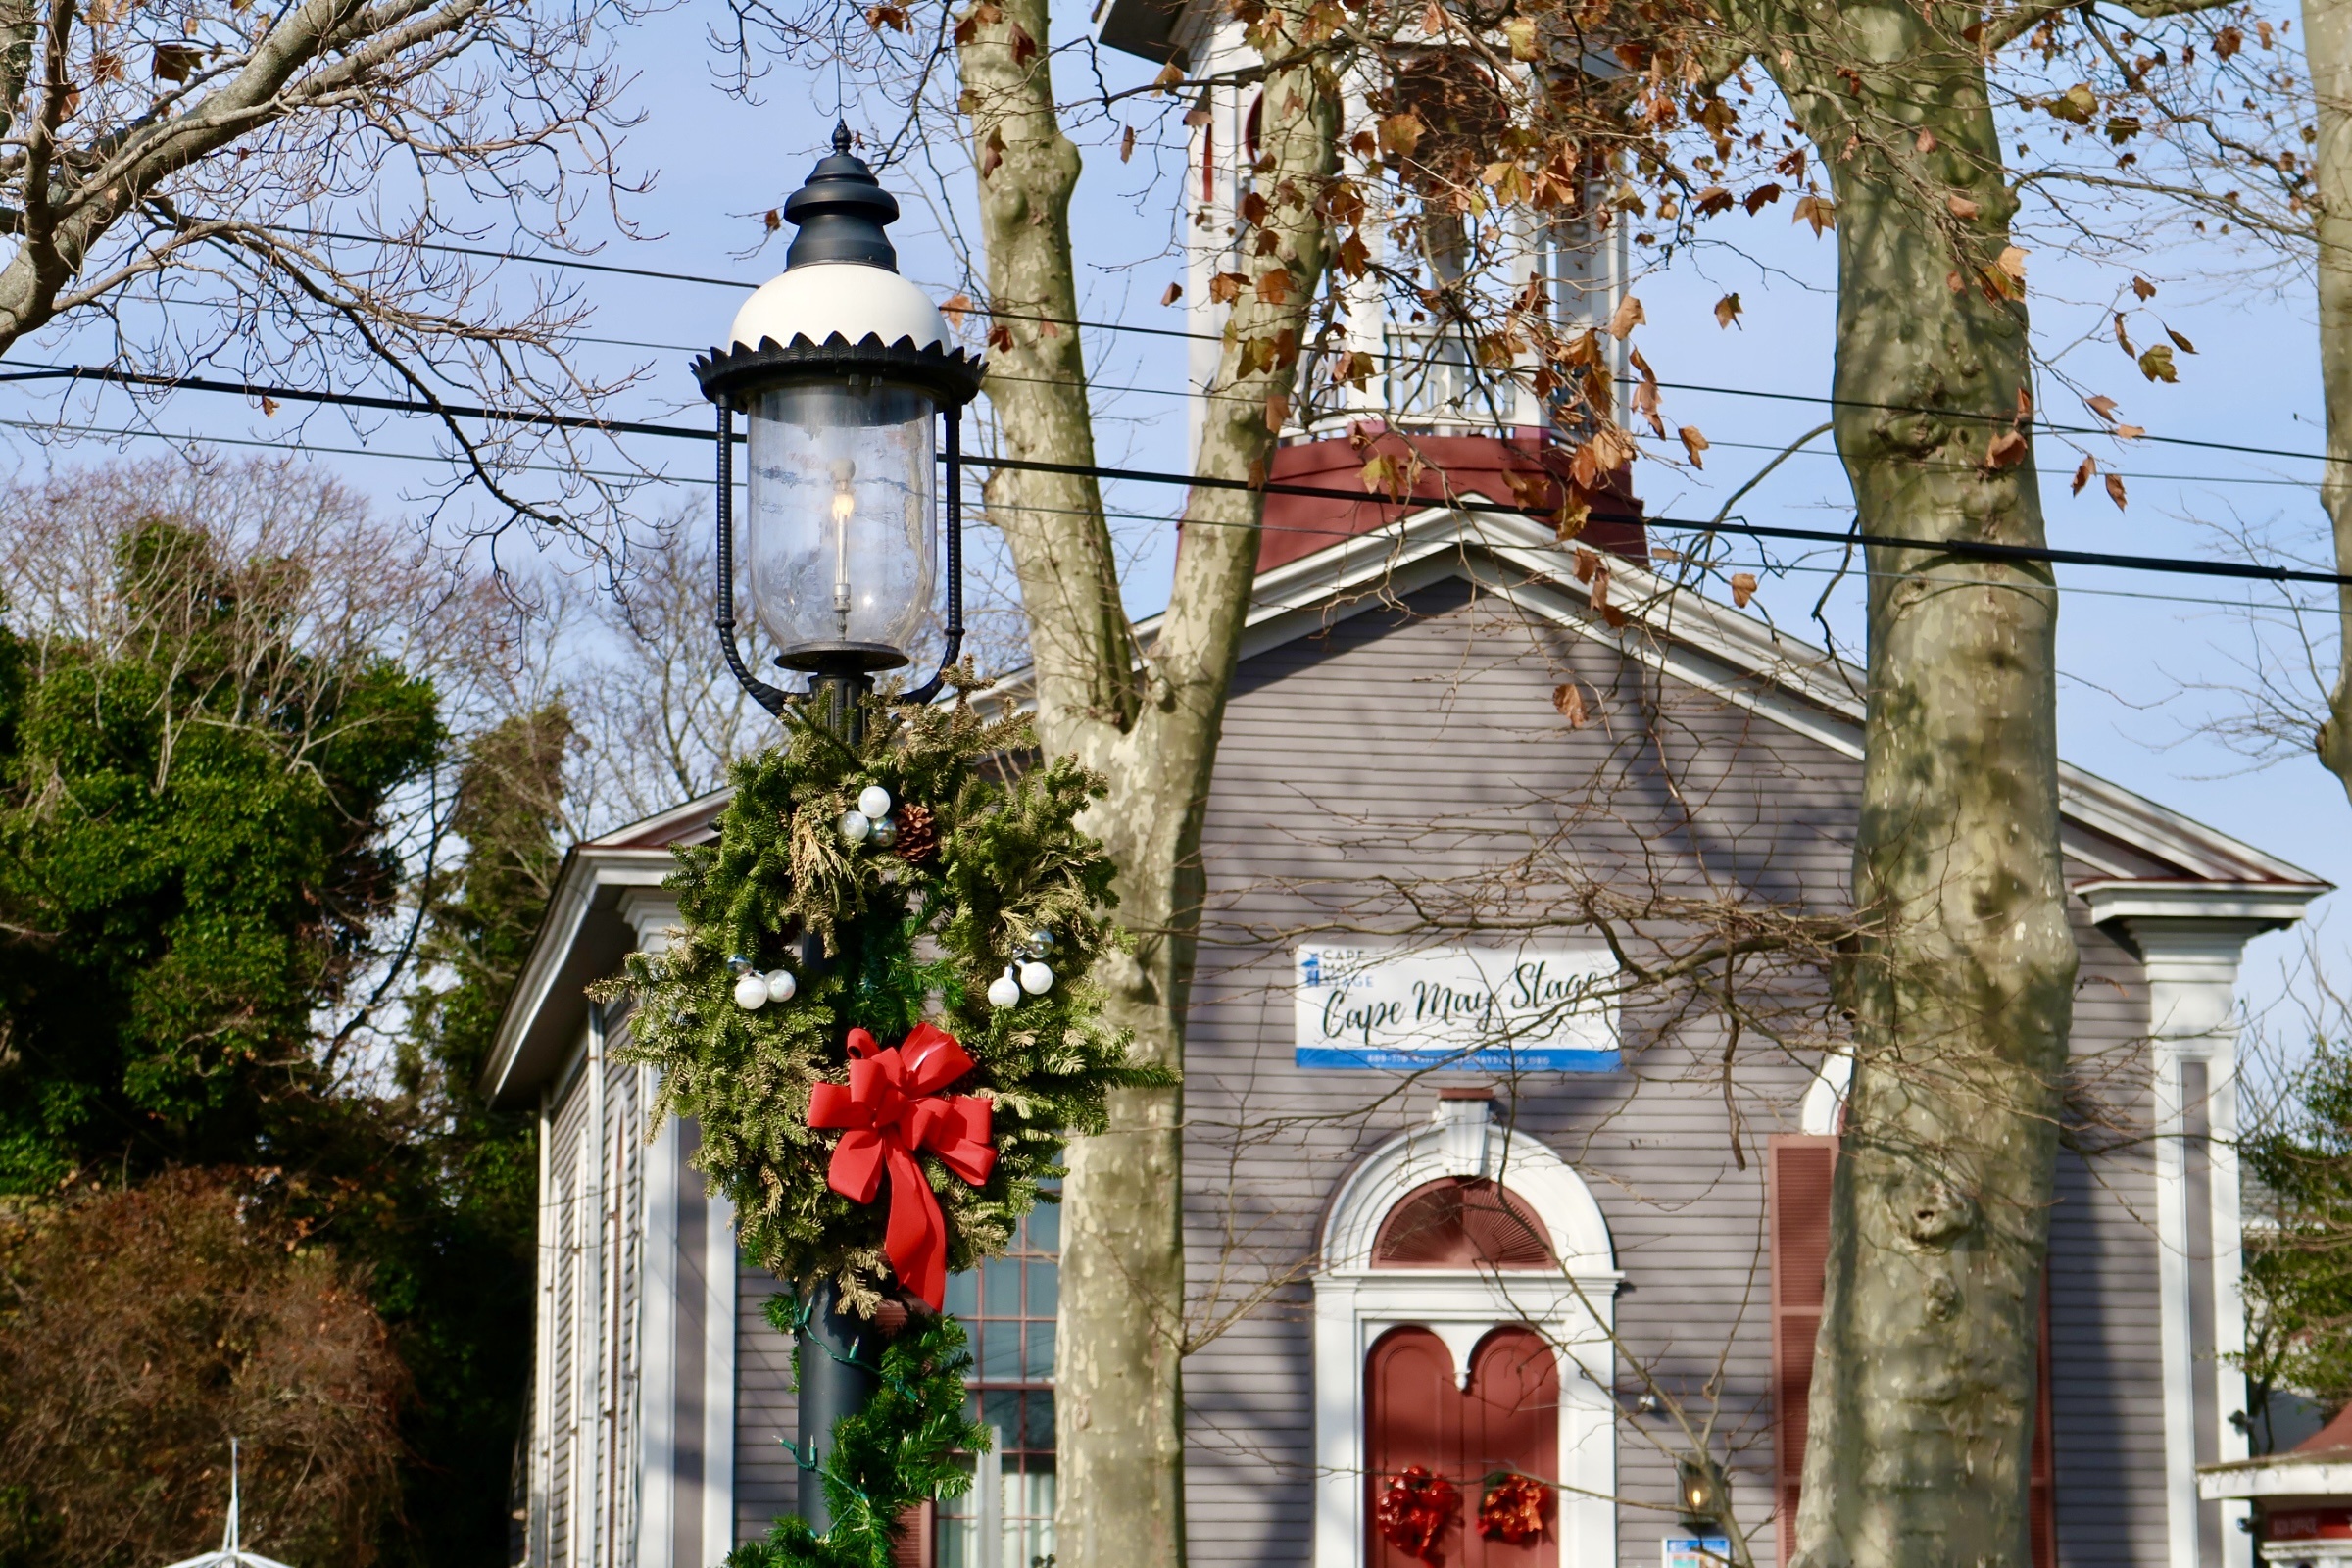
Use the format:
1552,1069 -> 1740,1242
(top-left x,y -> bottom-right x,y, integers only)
612,128 -> 1154,1568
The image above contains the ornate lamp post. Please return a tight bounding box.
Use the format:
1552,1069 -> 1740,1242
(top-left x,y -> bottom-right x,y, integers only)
691,124 -> 985,1534
695,122 -> 985,740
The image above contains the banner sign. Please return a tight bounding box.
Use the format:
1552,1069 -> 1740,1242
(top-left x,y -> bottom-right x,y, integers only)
1292,943 -> 1619,1071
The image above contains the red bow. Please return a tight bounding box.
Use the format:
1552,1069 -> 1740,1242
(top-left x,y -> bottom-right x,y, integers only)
806,1022 -> 997,1309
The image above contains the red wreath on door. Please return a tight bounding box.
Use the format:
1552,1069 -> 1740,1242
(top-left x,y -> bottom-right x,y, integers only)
1477,1473 -> 1550,1545
1375,1465 -> 1461,1564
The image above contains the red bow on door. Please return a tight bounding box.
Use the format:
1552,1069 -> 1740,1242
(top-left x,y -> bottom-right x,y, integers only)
806,1022 -> 998,1310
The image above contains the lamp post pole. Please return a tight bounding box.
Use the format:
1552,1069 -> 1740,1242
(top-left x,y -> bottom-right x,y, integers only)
692,122 -> 984,1536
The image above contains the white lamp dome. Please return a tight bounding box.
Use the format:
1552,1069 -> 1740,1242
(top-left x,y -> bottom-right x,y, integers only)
729,261 -> 953,355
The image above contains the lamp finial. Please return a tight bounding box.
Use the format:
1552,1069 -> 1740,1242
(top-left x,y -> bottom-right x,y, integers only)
832,120 -> 853,155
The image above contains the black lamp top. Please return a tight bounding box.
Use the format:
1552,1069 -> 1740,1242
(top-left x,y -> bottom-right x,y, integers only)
783,122 -> 903,270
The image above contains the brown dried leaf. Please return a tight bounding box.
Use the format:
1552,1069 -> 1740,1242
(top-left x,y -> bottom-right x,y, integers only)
1160,281 -> 1183,307
1679,425 -> 1708,467
1264,394 -> 1291,431
1254,267 -> 1295,305
940,293 -> 973,327
1713,292 -> 1742,329
1552,682 -> 1591,727
1946,192 -> 1983,220
2105,472 -> 2128,511
2087,394 -> 2121,420
2138,344 -> 2178,382
2132,276 -> 2157,301
1995,245 -> 2029,283
2114,422 -> 2146,440
1121,125 -> 1137,162
2072,454 -> 2096,495
1606,293 -> 1645,340
1729,570 -> 1757,608
2166,326 -> 2197,353
1573,547 -> 1598,584
1985,429 -> 2029,468
1208,270 -> 1247,304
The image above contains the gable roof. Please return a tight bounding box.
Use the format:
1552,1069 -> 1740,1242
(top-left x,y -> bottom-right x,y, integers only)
481,504 -> 2328,1107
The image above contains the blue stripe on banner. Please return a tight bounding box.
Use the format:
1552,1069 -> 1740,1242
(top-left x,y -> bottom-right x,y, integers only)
1292,1047 -> 1622,1072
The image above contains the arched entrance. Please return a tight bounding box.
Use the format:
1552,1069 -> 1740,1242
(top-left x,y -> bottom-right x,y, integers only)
1311,1093 -> 1618,1568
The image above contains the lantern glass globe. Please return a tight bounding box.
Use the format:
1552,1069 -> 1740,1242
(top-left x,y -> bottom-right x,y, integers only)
744,380 -> 937,669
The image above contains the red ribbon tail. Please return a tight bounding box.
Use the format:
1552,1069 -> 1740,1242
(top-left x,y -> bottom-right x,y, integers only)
882,1144 -> 950,1311
826,1130 -> 887,1203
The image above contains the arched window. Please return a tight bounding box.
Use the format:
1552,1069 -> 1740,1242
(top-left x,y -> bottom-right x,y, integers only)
1373,1177 -> 1553,1269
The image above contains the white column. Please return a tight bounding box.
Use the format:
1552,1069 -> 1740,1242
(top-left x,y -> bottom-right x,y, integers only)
635,1091 -> 678,1568
703,1188 -> 738,1558
533,1089 -> 558,1568
619,891 -> 683,1568
2082,882 -> 2323,1568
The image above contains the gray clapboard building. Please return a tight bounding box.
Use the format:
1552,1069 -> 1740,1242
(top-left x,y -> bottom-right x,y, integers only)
492,2 -> 2324,1553
488,491 -> 2328,1568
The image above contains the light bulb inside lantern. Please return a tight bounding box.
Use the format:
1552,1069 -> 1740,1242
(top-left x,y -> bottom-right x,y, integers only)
829,459 -> 857,639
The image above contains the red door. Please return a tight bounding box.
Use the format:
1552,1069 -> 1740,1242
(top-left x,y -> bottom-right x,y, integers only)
1367,1326 -> 1560,1568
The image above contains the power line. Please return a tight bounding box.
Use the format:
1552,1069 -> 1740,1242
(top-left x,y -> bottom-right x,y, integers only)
304,226 -> 2337,469
15,356 -> 2349,587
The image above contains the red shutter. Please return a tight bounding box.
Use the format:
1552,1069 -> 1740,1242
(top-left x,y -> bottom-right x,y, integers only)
1767,1135 -> 2056,1568
1768,1136 -> 1838,1566
2030,1275 -> 2054,1568
889,1503 -> 932,1568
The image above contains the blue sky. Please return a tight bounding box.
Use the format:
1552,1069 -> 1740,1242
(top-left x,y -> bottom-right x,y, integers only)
5,5 -> 2344,1033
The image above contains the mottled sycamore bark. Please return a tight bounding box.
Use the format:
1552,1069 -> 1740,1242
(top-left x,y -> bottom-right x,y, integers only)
955,7 -> 1337,1565
2306,0 -> 2352,794
1717,8 -> 2080,1566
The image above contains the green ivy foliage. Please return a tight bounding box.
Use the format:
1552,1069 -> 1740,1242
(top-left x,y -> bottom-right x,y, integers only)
0,517 -> 440,1187
616,694 -> 1154,1310
724,1301 -> 988,1568
2245,1041 -> 2352,1419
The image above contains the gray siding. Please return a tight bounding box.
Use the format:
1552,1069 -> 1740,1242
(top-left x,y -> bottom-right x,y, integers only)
1177,581 -> 2173,1568
738,1245 -> 802,1542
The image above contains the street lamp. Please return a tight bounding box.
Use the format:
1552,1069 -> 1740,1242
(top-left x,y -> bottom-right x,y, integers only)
689,125 -> 985,1539
694,122 -> 985,736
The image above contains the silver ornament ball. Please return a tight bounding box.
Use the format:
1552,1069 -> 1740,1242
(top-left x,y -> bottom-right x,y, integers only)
840,809 -> 872,843
987,969 -> 1022,1008
1018,960 -> 1054,996
732,972 -> 770,1010
763,969 -> 798,1004
867,815 -> 899,849
857,784 -> 894,819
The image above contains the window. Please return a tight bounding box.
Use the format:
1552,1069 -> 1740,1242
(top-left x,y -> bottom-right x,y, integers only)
934,1204 -> 1058,1568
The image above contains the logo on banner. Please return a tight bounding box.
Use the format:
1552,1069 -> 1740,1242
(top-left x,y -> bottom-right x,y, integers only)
1292,943 -> 1619,1071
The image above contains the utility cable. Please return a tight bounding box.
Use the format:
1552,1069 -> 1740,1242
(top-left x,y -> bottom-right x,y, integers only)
13,357 -> 2350,587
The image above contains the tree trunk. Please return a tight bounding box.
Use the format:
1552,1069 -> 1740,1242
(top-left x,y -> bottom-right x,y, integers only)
1741,18 -> 2081,1568
955,8 -> 1336,1567
2305,0 -> 2352,794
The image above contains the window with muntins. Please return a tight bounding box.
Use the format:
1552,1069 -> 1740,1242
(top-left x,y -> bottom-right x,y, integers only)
932,1203 -> 1058,1568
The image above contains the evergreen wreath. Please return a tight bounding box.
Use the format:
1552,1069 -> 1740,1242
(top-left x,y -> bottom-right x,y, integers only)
615,692 -> 1151,1313
724,1298 -> 989,1568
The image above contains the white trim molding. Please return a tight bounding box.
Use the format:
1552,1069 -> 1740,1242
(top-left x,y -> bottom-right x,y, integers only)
2082,879 -> 2327,1568
1312,1095 -> 1621,1568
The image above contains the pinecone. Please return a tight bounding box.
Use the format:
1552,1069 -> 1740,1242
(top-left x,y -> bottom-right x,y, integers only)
892,803 -> 939,864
